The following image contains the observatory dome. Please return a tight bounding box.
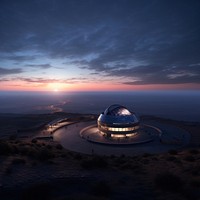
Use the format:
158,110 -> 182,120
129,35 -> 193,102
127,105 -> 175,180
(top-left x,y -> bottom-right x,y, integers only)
97,104 -> 140,138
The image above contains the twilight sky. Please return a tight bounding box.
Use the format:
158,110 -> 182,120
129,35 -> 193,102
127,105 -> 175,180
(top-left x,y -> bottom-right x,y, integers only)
0,0 -> 200,91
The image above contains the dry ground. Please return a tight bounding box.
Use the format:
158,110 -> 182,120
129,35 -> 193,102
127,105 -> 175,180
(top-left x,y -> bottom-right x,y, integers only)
0,113 -> 199,200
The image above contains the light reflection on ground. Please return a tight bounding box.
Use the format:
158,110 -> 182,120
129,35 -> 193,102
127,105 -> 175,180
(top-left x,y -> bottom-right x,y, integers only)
53,120 -> 190,156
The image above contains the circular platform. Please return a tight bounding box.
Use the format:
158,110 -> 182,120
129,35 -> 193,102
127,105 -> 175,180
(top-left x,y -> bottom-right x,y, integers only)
53,120 -> 191,156
80,124 -> 158,145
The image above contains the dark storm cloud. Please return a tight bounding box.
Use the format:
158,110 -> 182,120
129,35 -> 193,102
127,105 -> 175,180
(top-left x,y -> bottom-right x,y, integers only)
20,78 -> 58,83
26,64 -> 53,69
19,77 -> 89,84
0,67 -> 23,76
112,65 -> 200,84
0,0 -> 200,85
0,54 -> 37,62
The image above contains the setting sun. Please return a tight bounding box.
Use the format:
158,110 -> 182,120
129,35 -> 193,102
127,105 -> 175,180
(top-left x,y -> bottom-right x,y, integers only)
48,83 -> 65,92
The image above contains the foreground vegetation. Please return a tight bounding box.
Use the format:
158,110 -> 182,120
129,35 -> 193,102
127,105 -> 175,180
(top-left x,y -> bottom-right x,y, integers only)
0,138 -> 199,200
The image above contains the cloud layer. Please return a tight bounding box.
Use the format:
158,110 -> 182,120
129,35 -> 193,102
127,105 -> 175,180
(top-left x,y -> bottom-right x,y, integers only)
0,0 -> 200,89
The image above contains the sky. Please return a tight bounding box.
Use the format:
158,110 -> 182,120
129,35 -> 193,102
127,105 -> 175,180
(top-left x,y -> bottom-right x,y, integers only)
0,0 -> 200,92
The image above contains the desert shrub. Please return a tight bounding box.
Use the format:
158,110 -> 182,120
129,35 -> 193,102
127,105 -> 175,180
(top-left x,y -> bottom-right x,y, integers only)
9,134 -> 18,140
166,156 -> 177,162
131,156 -> 139,160
184,155 -> 195,162
191,166 -> 200,176
182,188 -> 200,200
166,156 -> 181,164
12,145 -> 19,154
143,153 -> 152,157
74,153 -> 82,160
168,149 -> 178,155
5,166 -> 12,175
60,153 -> 67,158
14,140 -> 20,144
46,144 -> 52,149
36,143 -> 42,147
26,148 -> 39,158
110,154 -> 115,159
31,161 -> 37,167
190,179 -> 200,188
141,158 -> 149,164
56,144 -> 63,150
19,142 -> 26,146
120,162 -> 133,170
131,164 -> 141,171
120,154 -> 125,158
0,140 -> 12,155
151,157 -> 158,161
154,172 -> 184,192
35,148 -> 55,161
20,183 -> 53,200
12,158 -> 26,164
31,138 -> 37,143
81,156 -> 108,169
189,149 -> 199,155
18,146 -> 30,156
26,147 -> 54,161
91,181 -> 111,197
114,157 -> 126,165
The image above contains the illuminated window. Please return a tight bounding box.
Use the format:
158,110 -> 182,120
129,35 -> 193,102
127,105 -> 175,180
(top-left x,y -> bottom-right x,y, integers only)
111,134 -> 126,138
126,133 -> 137,137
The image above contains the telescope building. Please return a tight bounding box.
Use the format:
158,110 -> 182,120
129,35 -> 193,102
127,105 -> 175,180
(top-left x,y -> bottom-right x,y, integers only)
97,104 -> 140,138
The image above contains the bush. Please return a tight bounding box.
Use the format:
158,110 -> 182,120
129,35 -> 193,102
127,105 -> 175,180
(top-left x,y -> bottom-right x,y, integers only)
191,166 -> 200,176
110,154 -> 116,159
154,172 -> 184,192
168,149 -> 178,155
46,144 -> 52,149
166,156 -> 177,162
91,181 -> 111,197
115,157 -> 126,165
60,153 -> 67,158
12,145 -> 19,154
141,159 -> 149,164
5,166 -> 12,175
26,147 -> 54,161
20,183 -> 53,200
35,148 -> 55,161
12,158 -> 26,164
9,134 -> 18,140
74,153 -> 82,160
189,149 -> 199,155
0,140 -> 12,155
19,146 -> 30,155
31,139 -> 37,143
190,179 -> 200,188
81,156 -> 108,169
56,144 -> 63,150
26,148 -> 39,158
184,155 -> 195,162
143,153 -> 152,157
36,144 -> 41,147
14,140 -> 20,144
119,162 -> 131,170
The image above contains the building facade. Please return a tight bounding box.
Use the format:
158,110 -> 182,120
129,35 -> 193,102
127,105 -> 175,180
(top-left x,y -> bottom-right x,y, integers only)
97,104 -> 140,138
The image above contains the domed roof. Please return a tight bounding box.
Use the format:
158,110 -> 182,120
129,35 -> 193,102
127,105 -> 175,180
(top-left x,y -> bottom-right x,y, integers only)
104,104 -> 132,116
98,104 -> 139,126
